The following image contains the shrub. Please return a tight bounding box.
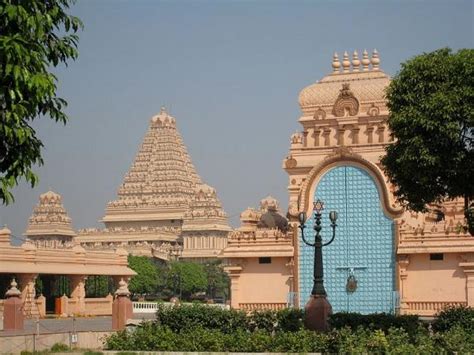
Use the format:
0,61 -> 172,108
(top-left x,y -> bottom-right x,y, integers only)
155,303 -> 247,333
50,343 -> 69,352
275,307 -> 304,332
432,305 -> 474,332
329,312 -> 420,334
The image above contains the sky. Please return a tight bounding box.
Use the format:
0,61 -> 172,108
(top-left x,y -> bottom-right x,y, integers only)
1,0 -> 473,242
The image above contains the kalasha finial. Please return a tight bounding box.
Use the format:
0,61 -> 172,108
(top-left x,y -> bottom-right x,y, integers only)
342,51 -> 350,73
114,278 -> 131,297
371,49 -> 380,71
5,278 -> 21,298
352,50 -> 360,72
362,49 -> 370,71
332,52 -> 341,74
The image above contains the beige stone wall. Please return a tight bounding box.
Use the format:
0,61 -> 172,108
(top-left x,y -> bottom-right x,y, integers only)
236,257 -> 291,307
0,331 -> 111,353
403,254 -> 466,302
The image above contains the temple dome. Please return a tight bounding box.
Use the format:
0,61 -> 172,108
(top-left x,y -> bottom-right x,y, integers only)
298,50 -> 390,113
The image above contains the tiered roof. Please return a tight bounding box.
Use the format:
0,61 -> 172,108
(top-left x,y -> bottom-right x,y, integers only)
25,191 -> 76,239
102,107 -> 226,224
100,107 -> 229,231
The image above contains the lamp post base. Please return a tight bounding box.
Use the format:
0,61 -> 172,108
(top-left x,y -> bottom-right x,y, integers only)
304,294 -> 332,332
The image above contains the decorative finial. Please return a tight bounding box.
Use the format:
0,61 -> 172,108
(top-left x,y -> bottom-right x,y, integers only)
5,278 -> 21,298
352,50 -> 360,72
362,49 -> 370,71
332,52 -> 341,74
342,51 -> 350,73
114,278 -> 131,297
160,106 -> 167,115
371,49 -> 380,71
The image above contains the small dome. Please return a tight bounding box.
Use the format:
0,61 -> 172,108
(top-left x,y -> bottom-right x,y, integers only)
40,190 -> 61,204
0,225 -> 11,236
260,196 -> 279,212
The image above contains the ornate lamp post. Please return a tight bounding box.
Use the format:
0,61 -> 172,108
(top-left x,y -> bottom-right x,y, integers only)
298,199 -> 338,332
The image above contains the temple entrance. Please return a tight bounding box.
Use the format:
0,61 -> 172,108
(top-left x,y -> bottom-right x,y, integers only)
37,275 -> 70,314
299,165 -> 396,314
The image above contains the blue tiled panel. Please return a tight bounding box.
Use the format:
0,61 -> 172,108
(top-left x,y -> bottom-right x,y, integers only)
299,166 -> 395,314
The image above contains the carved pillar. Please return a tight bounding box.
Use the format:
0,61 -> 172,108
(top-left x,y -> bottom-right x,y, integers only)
377,124 -> 385,143
3,279 -> 24,331
459,260 -> 474,307
18,273 -> 39,318
351,127 -> 360,144
366,125 -> 375,144
303,130 -> 309,148
398,255 -> 410,314
323,128 -> 331,146
112,278 -> 133,330
313,129 -> 321,147
337,127 -> 345,146
70,275 -> 87,315
225,264 -> 243,309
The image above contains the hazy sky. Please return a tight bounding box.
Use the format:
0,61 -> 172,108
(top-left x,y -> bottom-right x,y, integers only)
1,0 -> 473,242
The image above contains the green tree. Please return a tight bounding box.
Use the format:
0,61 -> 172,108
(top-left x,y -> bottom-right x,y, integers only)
127,255 -> 159,295
382,48 -> 474,233
204,260 -> 229,300
167,261 -> 207,299
0,0 -> 82,204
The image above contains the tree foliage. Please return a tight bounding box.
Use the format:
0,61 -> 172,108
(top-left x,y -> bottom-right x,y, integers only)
382,48 -> 474,229
0,0 -> 83,204
128,255 -> 160,295
167,261 -> 207,298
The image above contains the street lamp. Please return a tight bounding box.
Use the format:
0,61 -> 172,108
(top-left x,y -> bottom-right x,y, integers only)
298,199 -> 338,331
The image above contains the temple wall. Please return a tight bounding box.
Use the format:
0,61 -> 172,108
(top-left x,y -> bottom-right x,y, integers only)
235,257 -> 290,309
403,254 -> 466,302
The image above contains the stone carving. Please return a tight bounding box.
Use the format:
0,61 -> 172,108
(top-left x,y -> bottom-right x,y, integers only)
285,156 -> 297,169
313,107 -> 326,120
367,103 -> 380,116
333,83 -> 359,117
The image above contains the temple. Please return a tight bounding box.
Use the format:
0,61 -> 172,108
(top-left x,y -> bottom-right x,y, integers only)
0,191 -> 135,317
76,107 -> 231,260
223,50 -> 474,317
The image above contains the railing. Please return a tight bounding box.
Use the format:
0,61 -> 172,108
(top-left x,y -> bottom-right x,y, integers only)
133,301 -> 160,313
404,301 -> 467,316
132,301 -> 230,313
239,303 -> 288,311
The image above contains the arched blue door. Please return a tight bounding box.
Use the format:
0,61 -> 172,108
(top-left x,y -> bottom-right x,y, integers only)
299,165 -> 396,314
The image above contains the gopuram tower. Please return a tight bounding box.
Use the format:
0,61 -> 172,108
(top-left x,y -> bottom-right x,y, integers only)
77,108 -> 231,260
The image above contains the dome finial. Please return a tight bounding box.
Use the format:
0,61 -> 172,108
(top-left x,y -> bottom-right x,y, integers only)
5,278 -> 21,298
332,52 -> 341,74
362,49 -> 370,71
160,106 -> 167,115
342,51 -> 350,73
371,49 -> 380,71
352,50 -> 360,72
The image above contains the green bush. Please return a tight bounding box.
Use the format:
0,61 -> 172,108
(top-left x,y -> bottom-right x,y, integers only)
275,307 -> 304,332
105,321 -> 474,353
329,312 -> 421,335
50,343 -> 69,352
432,305 -> 474,332
155,303 -> 247,333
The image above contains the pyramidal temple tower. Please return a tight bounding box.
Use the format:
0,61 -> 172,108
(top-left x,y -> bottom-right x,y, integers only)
76,108 -> 231,260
